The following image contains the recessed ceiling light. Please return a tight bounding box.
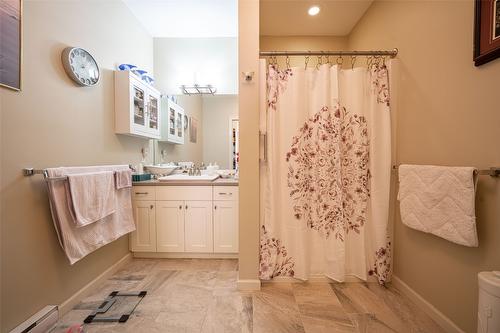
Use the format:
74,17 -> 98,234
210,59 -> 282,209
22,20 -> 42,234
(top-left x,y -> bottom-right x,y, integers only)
308,6 -> 320,16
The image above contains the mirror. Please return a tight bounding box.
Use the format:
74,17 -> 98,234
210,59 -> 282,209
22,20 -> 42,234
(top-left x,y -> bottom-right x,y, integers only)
152,94 -> 239,171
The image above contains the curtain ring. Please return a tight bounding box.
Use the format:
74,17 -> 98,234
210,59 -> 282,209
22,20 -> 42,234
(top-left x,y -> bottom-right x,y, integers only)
382,56 -> 386,67
351,55 -> 357,70
273,56 -> 279,69
367,56 -> 374,70
336,55 -> 343,65
286,55 -> 291,70
305,55 -> 310,70
325,55 -> 330,66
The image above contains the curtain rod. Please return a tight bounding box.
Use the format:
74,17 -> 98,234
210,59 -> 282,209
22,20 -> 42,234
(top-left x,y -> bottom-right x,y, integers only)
259,48 -> 398,58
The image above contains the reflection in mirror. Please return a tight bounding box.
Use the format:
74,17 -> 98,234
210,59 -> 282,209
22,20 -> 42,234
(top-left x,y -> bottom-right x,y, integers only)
153,94 -> 239,171
231,119 -> 239,170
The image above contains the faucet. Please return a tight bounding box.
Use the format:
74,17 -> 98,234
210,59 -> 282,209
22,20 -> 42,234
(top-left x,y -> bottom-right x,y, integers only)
188,164 -> 201,176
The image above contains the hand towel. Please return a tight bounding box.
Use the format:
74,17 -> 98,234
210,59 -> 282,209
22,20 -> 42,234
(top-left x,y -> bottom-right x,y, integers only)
115,169 -> 132,189
398,164 -> 478,247
46,165 -> 135,264
67,171 -> 116,227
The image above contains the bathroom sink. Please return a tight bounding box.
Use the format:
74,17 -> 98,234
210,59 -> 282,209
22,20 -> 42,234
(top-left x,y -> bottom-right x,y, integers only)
157,174 -> 220,182
144,164 -> 178,176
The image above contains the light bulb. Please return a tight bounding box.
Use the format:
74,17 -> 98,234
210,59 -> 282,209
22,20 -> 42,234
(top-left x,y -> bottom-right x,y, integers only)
308,6 -> 320,16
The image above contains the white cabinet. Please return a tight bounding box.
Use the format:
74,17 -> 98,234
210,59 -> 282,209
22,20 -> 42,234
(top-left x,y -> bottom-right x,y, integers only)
130,200 -> 156,252
115,71 -> 161,139
184,201 -> 213,252
130,185 -> 238,256
160,99 -> 185,144
213,200 -> 238,253
156,200 -> 184,252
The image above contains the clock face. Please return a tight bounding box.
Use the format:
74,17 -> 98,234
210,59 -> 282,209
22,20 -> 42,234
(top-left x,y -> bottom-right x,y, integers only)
61,47 -> 100,86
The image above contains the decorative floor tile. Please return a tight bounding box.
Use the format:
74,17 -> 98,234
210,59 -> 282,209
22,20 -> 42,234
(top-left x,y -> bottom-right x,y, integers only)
55,259 -> 445,333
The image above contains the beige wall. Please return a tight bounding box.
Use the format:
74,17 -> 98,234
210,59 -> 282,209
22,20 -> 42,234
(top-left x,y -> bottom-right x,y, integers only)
202,95 -> 239,169
158,95 -> 204,164
238,0 -> 260,286
349,1 -> 500,332
0,1 -> 154,331
260,36 -> 348,67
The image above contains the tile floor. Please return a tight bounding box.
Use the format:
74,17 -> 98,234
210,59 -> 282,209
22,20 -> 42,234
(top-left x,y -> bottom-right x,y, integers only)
54,259 -> 445,333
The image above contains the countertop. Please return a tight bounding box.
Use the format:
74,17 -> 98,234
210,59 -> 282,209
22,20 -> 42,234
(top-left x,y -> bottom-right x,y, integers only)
132,178 -> 239,187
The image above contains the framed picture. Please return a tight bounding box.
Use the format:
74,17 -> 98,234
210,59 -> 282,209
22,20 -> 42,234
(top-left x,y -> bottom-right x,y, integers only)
189,117 -> 198,143
0,0 -> 22,90
474,0 -> 500,66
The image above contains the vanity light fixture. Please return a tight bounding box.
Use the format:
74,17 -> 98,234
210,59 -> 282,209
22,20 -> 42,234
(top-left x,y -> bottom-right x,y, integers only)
308,5 -> 320,16
180,84 -> 217,95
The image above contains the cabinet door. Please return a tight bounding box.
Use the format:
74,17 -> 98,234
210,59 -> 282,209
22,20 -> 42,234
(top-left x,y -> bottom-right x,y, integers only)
165,100 -> 185,144
146,90 -> 161,138
175,108 -> 184,143
131,81 -> 147,132
184,200 -> 213,252
130,200 -> 156,252
156,200 -> 185,252
213,201 -> 239,253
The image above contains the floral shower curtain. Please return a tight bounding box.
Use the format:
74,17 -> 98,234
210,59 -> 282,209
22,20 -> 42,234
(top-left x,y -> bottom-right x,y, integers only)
259,60 -> 393,284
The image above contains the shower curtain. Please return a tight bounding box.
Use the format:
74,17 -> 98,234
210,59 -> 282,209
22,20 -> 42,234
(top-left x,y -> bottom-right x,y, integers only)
259,60 -> 393,285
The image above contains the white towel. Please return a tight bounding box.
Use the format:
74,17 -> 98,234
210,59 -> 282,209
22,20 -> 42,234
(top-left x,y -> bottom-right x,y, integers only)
46,165 -> 136,264
67,171 -> 116,227
398,164 -> 478,247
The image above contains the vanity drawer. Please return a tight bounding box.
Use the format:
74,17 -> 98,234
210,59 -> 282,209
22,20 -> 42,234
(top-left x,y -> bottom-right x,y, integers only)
156,186 -> 212,201
132,186 -> 155,201
213,186 -> 238,201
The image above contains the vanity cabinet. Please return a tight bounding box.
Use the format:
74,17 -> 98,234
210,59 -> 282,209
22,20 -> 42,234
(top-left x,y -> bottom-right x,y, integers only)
114,71 -> 161,139
131,200 -> 156,252
156,200 -> 184,252
160,99 -> 185,144
130,185 -> 238,256
184,201 -> 213,252
213,187 -> 239,253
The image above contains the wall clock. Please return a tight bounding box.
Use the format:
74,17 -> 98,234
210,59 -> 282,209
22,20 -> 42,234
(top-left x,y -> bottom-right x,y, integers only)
61,47 -> 100,86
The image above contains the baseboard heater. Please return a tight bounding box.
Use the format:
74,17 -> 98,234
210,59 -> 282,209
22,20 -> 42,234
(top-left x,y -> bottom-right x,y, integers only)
9,306 -> 58,333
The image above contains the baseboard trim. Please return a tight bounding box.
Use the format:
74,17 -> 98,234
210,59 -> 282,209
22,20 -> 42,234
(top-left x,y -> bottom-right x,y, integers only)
133,252 -> 239,259
263,274 -> 378,283
237,278 -> 261,291
58,253 -> 133,316
391,275 -> 465,333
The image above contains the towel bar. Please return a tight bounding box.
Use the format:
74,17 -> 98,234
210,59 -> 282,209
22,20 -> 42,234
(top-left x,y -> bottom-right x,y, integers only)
391,165 -> 500,177
22,165 -> 135,180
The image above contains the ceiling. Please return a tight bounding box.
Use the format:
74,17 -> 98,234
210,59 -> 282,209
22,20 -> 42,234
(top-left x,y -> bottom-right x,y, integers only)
260,0 -> 373,36
123,0 -> 238,38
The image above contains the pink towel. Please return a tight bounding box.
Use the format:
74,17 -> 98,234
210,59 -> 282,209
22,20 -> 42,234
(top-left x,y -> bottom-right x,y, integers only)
46,165 -> 136,264
115,169 -> 132,189
67,171 -> 117,227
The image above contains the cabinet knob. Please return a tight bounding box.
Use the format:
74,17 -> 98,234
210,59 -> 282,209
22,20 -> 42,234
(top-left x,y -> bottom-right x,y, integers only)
179,205 -> 182,210
185,205 -> 188,209
150,204 -> 154,209
214,205 -> 217,210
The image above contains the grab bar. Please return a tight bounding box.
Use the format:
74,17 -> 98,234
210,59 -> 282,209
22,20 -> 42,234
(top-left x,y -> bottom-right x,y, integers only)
260,132 -> 267,162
